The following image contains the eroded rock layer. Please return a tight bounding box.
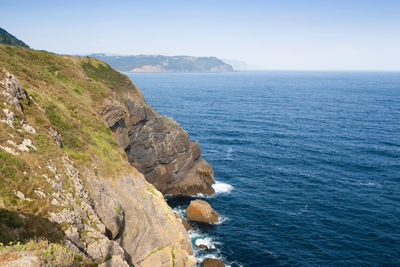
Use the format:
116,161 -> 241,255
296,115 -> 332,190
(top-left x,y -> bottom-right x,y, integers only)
102,91 -> 215,196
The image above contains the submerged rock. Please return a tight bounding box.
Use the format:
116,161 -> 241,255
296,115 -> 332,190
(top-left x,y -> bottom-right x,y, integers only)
201,258 -> 225,267
187,200 -> 219,223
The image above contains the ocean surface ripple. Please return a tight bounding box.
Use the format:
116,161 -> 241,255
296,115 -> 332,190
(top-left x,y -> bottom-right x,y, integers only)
127,71 -> 400,266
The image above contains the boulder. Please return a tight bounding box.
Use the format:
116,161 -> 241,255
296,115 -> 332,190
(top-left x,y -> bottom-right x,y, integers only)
186,200 -> 218,223
201,258 -> 225,267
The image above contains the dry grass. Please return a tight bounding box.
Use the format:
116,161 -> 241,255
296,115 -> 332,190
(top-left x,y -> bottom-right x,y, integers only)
0,44 -> 145,245
0,239 -> 94,266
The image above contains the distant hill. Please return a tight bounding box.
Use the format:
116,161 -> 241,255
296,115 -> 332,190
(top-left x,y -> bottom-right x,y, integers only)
89,54 -> 234,72
222,58 -> 249,70
0,27 -> 29,48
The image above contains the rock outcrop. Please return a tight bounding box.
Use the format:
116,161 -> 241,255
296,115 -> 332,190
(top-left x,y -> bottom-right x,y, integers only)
201,258 -> 225,267
187,200 -> 219,223
88,174 -> 194,266
101,93 -> 215,196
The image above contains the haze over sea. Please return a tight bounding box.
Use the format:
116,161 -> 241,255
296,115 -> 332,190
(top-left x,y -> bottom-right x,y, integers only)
127,71 -> 400,266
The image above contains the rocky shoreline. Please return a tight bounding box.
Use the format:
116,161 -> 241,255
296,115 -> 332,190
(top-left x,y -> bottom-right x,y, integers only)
0,43 -> 227,266
100,72 -> 227,265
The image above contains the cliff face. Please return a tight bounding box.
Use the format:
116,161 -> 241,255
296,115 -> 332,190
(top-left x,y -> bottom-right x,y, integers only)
83,62 -> 215,196
0,45 -> 200,266
102,98 -> 215,196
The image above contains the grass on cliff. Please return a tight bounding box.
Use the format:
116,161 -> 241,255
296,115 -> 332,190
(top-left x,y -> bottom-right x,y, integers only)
0,44 -> 133,178
0,239 -> 93,266
0,209 -> 63,244
0,44 -> 143,245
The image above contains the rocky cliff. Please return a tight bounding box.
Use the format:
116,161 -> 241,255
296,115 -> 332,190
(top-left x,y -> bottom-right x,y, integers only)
0,44 -> 209,266
83,61 -> 215,196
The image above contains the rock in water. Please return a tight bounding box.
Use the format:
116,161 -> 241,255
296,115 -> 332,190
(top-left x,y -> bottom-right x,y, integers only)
187,200 -> 219,223
201,258 -> 225,267
198,244 -> 211,250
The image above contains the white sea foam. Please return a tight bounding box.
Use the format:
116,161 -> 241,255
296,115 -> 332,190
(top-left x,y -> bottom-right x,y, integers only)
212,181 -> 233,194
190,230 -> 222,264
195,237 -> 218,249
213,215 -> 229,225
189,230 -> 220,250
188,229 -> 202,239
341,177 -> 381,188
189,229 -> 241,267
225,147 -> 233,160
361,181 -> 379,187
172,206 -> 186,218
192,180 -> 233,198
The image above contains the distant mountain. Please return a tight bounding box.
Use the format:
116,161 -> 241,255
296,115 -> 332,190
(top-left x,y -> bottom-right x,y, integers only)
0,27 -> 29,48
89,54 -> 234,72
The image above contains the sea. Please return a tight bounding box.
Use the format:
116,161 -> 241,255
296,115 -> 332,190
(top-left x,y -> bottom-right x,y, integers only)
126,71 -> 400,267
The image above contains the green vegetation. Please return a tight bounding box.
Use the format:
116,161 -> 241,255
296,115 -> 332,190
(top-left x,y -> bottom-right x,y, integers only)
113,207 -> 122,216
0,27 -> 29,48
146,186 -> 158,197
0,44 -> 139,248
171,245 -> 176,267
147,246 -> 165,257
0,151 -> 27,180
0,44 -> 134,178
0,209 -> 63,244
0,240 -> 93,266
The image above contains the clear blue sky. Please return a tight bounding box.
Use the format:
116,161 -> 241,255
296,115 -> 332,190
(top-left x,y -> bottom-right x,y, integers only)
1,0 -> 400,70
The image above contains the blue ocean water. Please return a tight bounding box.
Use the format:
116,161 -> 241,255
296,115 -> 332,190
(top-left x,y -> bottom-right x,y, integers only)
126,71 -> 400,266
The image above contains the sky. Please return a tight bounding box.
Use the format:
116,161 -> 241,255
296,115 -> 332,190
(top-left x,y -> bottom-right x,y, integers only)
1,0 -> 400,70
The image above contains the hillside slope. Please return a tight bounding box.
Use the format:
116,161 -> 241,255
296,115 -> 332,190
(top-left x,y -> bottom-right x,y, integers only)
0,44 -> 197,266
0,27 -> 29,48
90,54 -> 234,72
